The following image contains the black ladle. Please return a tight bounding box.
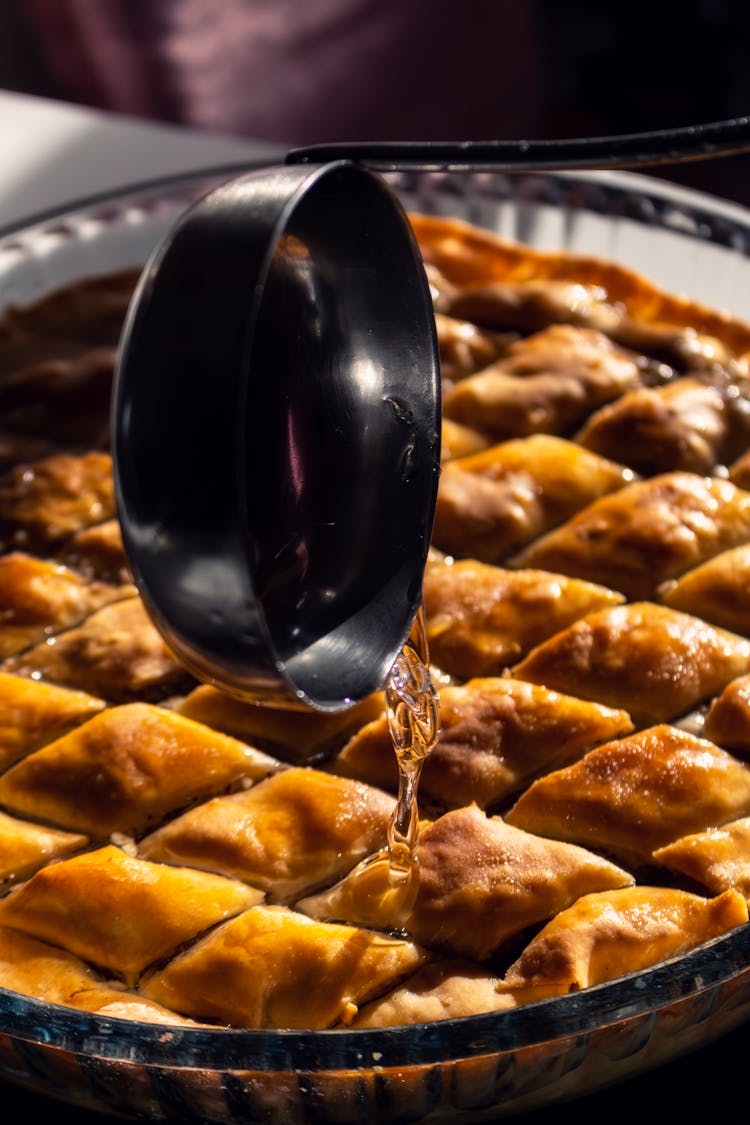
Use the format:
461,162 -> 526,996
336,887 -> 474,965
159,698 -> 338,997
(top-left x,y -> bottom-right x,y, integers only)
112,117 -> 750,711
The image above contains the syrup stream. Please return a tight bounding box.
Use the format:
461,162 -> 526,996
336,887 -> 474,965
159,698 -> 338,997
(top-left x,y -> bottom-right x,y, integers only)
345,603 -> 440,921
384,604 -> 440,874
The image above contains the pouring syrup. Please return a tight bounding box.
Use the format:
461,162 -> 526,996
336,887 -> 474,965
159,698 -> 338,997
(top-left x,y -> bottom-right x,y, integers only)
343,603 -> 440,921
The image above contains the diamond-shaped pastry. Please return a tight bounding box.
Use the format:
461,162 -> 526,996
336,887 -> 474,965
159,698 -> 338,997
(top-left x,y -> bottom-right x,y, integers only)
507,724 -> 750,866
0,702 -> 279,837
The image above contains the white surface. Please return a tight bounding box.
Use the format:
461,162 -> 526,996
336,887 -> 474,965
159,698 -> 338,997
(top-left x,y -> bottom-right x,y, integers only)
0,91 -> 282,231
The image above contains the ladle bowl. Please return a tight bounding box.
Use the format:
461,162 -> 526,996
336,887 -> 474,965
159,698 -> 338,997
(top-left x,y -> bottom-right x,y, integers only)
112,160 -> 441,711
113,115 -> 750,711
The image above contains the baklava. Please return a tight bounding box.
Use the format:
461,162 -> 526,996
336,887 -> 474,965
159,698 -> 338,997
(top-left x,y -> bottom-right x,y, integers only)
1,215 -> 750,1031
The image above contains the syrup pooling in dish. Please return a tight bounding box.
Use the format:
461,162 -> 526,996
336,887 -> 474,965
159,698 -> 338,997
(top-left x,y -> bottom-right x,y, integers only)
343,605 -> 440,921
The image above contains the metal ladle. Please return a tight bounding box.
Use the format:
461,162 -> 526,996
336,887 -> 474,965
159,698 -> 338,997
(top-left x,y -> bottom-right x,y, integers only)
112,117 -> 750,711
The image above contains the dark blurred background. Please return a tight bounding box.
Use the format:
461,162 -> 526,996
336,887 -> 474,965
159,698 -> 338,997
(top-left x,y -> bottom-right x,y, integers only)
1,0 -> 750,204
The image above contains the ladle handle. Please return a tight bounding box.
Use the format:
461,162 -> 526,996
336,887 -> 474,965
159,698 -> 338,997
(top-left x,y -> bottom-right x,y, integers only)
286,116 -> 750,173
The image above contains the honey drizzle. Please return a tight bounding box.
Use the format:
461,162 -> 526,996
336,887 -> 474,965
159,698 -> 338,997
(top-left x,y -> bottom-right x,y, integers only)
384,603 -> 440,875
344,603 -> 440,922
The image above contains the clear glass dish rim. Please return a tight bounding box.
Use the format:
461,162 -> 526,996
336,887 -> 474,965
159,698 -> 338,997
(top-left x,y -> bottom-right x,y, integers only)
1,162 -> 749,1072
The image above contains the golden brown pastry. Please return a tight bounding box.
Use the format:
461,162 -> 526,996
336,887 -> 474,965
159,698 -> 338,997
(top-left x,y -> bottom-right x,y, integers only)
0,925 -> 196,1025
0,809 -> 87,888
355,884 -> 749,1027
423,554 -> 624,678
56,517 -> 131,584
432,434 -> 634,564
506,725 -> 750,866
513,601 -> 750,726
513,471 -> 750,600
139,767 -> 395,901
411,213 -> 750,360
443,325 -> 641,440
653,817 -> 750,898
176,684 -> 384,765
729,446 -> 750,489
298,804 -> 633,960
704,674 -> 750,754
434,312 -> 510,382
0,347 -> 117,445
140,903 -> 428,1029
658,544 -> 750,636
0,551 -> 133,658
440,417 -> 491,462
2,595 -> 194,702
74,992 -> 199,1024
576,376 -> 750,475
0,845 -> 263,984
0,269 -> 138,372
351,959 -> 518,1027
0,451 -> 115,553
3,215 -> 750,1034
332,678 -> 633,809
500,885 -> 748,993
0,671 -> 104,772
0,924 -> 116,1005
442,277 -> 623,334
0,702 -> 279,837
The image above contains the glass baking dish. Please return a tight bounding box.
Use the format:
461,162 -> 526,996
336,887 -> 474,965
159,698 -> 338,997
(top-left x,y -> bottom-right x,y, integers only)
2,163 -> 750,1123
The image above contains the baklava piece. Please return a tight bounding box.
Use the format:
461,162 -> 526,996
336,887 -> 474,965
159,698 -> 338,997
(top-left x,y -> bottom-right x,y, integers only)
352,959 -> 519,1027
440,417 -> 490,462
0,925 -> 126,1012
513,601 -> 750,726
443,277 -> 622,335
506,725 -> 750,867
0,270 -> 138,368
140,903 -> 427,1029
299,804 -> 633,961
412,214 -> 750,364
423,554 -> 624,679
56,518 -> 131,585
332,678 -> 632,810
140,767 -> 395,902
0,844 -> 263,984
0,671 -> 104,771
499,885 -> 748,995
0,550 -> 133,658
435,312 -> 510,382
513,471 -> 750,600
658,544 -> 750,636
729,446 -> 750,490
73,991 -> 199,1025
576,376 -> 750,476
432,434 -> 634,564
0,809 -> 87,888
0,347 -> 117,447
176,684 -> 384,766
0,450 -> 115,553
0,702 -> 279,838
704,674 -> 750,754
443,325 -> 641,440
0,922 -> 195,1024
2,595 -> 194,702
355,885 -> 749,1026
654,817 -> 750,899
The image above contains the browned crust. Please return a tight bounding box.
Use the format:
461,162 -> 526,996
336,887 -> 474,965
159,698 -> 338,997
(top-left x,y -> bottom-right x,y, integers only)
410,213 -> 750,358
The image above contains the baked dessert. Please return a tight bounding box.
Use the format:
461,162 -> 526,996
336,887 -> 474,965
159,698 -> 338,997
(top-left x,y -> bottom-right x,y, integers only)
1,215 -> 750,1034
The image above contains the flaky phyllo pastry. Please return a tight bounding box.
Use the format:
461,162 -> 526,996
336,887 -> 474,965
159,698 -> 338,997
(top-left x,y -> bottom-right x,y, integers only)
1,214 -> 750,1031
